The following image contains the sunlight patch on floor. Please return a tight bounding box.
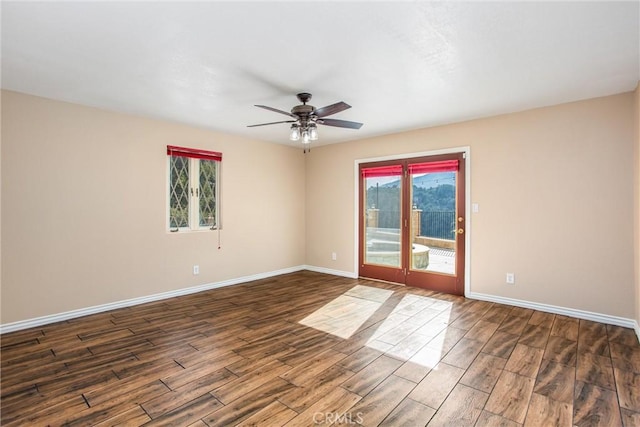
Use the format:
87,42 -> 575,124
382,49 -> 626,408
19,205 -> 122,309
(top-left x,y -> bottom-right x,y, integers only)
299,284 -> 454,369
365,294 -> 453,369
299,285 -> 394,339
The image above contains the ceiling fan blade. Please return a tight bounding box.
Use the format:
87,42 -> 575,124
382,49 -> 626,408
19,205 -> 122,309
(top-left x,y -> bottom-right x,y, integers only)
313,101 -> 351,118
255,104 -> 297,118
318,118 -> 363,129
247,120 -> 297,127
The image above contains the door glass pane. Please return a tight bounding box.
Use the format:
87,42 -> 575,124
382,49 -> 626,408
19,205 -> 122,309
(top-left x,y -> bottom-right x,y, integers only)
410,169 -> 456,274
364,171 -> 402,267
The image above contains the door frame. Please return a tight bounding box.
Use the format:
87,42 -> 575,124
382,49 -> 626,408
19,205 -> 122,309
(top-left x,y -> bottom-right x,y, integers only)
354,146 -> 471,295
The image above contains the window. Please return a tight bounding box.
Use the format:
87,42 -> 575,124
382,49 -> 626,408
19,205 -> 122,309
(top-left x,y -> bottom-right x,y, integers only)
167,145 -> 221,231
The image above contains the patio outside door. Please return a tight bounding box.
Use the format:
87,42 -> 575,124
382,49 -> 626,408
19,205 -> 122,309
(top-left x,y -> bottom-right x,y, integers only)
359,153 -> 465,295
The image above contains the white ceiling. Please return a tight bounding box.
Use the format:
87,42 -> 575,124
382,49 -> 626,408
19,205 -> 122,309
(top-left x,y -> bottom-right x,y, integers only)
2,2 -> 639,148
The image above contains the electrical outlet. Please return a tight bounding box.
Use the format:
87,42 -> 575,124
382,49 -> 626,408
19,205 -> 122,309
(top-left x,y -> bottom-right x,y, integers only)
193,265 -> 200,275
506,273 -> 515,284
331,252 -> 337,261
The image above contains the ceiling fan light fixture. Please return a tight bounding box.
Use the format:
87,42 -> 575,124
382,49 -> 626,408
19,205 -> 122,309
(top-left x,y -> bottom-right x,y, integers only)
309,124 -> 318,141
248,93 -> 362,152
289,124 -> 300,141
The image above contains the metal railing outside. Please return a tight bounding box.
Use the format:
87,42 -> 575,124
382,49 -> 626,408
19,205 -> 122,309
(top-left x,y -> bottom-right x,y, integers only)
373,210 -> 455,241
422,211 -> 455,240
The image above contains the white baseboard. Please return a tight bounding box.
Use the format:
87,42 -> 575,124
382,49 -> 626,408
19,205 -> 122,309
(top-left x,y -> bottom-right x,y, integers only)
303,265 -> 358,279
0,265 -> 306,334
467,291 -> 637,329
4,268 -> 637,339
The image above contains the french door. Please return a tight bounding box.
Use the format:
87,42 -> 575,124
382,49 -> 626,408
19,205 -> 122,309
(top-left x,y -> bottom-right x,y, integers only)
358,153 -> 466,295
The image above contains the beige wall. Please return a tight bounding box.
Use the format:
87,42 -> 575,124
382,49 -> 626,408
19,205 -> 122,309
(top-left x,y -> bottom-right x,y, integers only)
306,93 -> 636,319
2,89 -> 637,325
634,83 -> 640,328
1,90 -> 306,324
0,91 -> 3,318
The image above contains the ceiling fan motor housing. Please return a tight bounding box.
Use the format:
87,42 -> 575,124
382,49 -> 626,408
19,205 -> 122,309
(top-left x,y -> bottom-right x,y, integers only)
294,93 -> 316,124
291,104 -> 315,117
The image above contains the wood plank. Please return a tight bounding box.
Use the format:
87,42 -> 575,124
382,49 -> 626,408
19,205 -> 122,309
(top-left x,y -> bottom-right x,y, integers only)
448,311 -> 484,331
376,316 -> 425,345
621,408 -> 640,427
459,351 -> 506,393
424,325 -> 467,354
485,370 -> 535,424
614,368 -> 640,412
509,307 -> 534,320
607,325 -> 639,347
335,346 -> 382,373
481,305 -> 512,325
527,311 -> 555,329
610,341 -> 640,373
344,375 -> 415,426
409,344 -> 445,370
112,358 -> 184,382
174,347 -> 241,369
36,364 -> 122,395
279,348 -> 346,386
143,394 -> 223,426
576,351 -> 615,390
475,411 -> 522,427
518,324 -> 550,349
393,360 -> 432,383
66,381 -> 170,426
378,397 -> 435,426
440,337 -> 485,369
482,330 -> 521,359
464,319 -> 500,343
533,359 -> 575,404
235,400 -> 298,427
92,405 -> 151,426
278,365 -> 355,413
142,369 -> 236,418
283,386 -> 361,427
426,383 -> 488,426
573,380 -> 623,427
578,319 -> 610,356
384,331 -> 434,360
523,392 -> 572,427
504,344 -> 544,379
212,359 -> 291,404
203,378 -> 295,426
162,353 -> 244,390
498,316 -> 528,335
407,362 -> 465,409
550,315 -> 579,341
0,329 -> 44,349
543,336 -> 577,366
340,355 -> 403,397
2,395 -> 88,427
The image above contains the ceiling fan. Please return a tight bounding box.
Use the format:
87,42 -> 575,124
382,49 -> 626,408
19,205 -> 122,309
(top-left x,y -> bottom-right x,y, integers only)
248,93 -> 363,152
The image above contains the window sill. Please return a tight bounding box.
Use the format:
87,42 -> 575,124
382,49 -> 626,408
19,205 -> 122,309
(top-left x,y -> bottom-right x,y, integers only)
167,227 -> 220,234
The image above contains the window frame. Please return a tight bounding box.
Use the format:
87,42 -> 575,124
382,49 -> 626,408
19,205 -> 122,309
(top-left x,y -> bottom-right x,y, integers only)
167,146 -> 221,233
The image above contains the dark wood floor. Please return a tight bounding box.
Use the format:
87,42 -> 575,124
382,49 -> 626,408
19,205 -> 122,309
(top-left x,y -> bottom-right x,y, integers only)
2,271 -> 640,426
